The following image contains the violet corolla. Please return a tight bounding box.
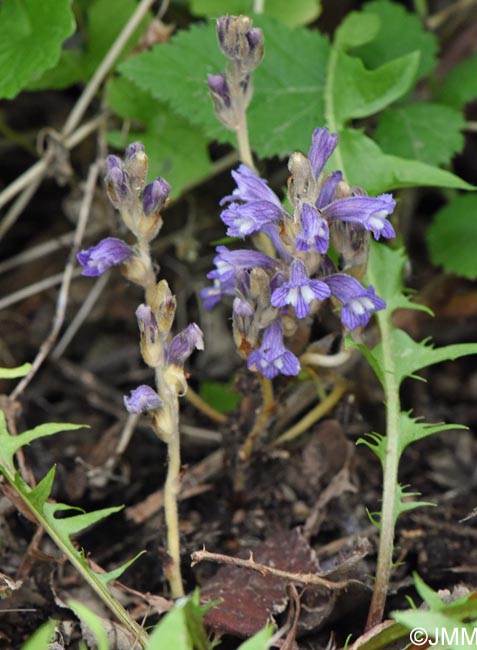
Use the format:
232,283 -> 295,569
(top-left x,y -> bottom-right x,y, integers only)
202,127 -> 396,379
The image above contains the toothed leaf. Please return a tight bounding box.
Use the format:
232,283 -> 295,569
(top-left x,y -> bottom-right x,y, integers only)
398,412 -> 466,454
43,502 -> 124,538
17,466 -> 57,511
97,551 -> 146,586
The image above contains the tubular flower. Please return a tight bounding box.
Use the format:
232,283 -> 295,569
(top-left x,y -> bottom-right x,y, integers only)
77,237 -> 134,277
124,385 -> 163,414
325,274 -> 386,329
271,259 -> 330,319
247,321 -> 301,379
322,194 -> 396,240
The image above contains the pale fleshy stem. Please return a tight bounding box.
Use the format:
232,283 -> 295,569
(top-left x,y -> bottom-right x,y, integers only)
185,385 -> 227,425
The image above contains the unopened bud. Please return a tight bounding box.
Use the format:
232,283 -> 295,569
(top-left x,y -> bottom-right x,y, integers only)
288,152 -> 317,209
124,142 -> 148,193
147,280 -> 176,334
216,16 -> 263,70
142,177 -> 170,215
104,156 -> 129,209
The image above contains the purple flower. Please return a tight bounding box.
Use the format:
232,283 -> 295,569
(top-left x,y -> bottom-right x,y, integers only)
271,259 -> 330,318
124,385 -> 163,414
104,156 -> 129,207
77,237 -> 134,276
296,203 -> 329,253
221,200 -> 282,238
308,127 -> 338,179
247,321 -> 300,379
125,142 -> 145,160
142,177 -> 171,215
325,274 -> 386,329
322,194 -> 396,240
316,171 -> 343,209
136,304 -> 157,341
220,165 -> 282,208
208,73 -> 231,108
167,323 -> 204,367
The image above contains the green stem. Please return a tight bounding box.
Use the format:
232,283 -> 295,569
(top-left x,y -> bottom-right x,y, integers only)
365,302 -> 401,630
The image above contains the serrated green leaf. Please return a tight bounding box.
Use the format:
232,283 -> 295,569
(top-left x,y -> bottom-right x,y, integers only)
353,0 -> 438,80
395,484 -> 434,519
357,431 -> 386,467
30,0 -> 150,91
190,0 -> 321,27
43,502 -> 123,538
371,329 -> 477,387
0,413 -> 85,474
238,625 -> 273,649
97,551 -> 146,586
427,194 -> 477,280
24,466 -> 57,511
0,362 -> 32,379
331,50 -> 419,127
21,620 -> 55,650
435,54 -> 477,109
374,103 -> 465,166
398,412 -> 466,454
119,18 -> 330,159
332,128 -> 473,194
107,77 -> 213,198
68,600 -> 109,650
0,0 -> 75,99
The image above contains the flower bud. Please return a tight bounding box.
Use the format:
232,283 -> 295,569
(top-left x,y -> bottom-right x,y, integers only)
216,16 -> 263,70
167,323 -> 204,368
142,177 -> 170,216
147,279 -> 177,334
125,142 -> 148,193
287,152 -> 317,210
136,304 -> 162,367
104,156 -> 129,209
77,237 -> 134,276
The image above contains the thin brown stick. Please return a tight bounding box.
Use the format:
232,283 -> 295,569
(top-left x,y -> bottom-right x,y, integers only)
9,163 -> 100,402
190,548 -> 350,591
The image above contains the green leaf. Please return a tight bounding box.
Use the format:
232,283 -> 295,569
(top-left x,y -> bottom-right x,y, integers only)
119,18 -> 330,158
427,194 -> 477,280
353,0 -> 438,80
147,592 -> 212,650
412,574 -> 445,610
375,103 -> 465,166
397,412 -> 466,455
334,11 -> 381,49
199,380 -> 240,414
68,600 -> 109,650
26,466 -> 57,511
330,50 -> 419,127
97,551 -> 146,586
395,484 -> 434,520
238,625 -> 274,649
107,77 -> 213,198
332,129 -> 473,194
43,502 -> 123,538
21,621 -> 55,650
435,54 -> 477,109
190,0 -> 321,27
30,0 -> 150,90
0,0 -> 75,99
0,412 -> 85,474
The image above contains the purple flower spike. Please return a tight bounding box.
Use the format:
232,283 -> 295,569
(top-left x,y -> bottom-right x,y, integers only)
77,237 -> 134,276
208,73 -> 231,108
296,203 -> 329,253
325,274 -> 386,329
124,385 -> 163,414
167,323 -> 204,367
220,164 -> 282,208
247,321 -> 300,379
322,194 -> 396,240
271,258 -> 330,318
221,200 -> 282,238
308,127 -> 338,179
142,177 -> 171,216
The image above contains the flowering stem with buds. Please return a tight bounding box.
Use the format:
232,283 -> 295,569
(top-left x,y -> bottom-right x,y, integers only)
77,144 -> 204,598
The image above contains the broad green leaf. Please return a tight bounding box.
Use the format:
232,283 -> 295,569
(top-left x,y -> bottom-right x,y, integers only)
0,362 -> 32,379
238,625 -> 273,649
370,329 -> 477,387
68,600 -> 109,650
435,54 -> 477,109
119,18 -> 330,158
147,592 -> 212,650
375,103 -> 465,166
353,0 -> 438,80
330,50 -> 419,127
199,380 -> 240,413
427,194 -> 477,280
334,12 -> 380,50
393,609 -> 476,650
0,412 -> 84,473
107,77 -> 213,198
0,0 -> 75,99
332,129 -> 473,194
190,0 -> 321,27
30,0 -> 150,90
21,621 -> 55,650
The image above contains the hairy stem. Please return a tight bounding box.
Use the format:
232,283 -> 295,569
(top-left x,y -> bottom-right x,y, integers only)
365,310 -> 401,629
240,375 -> 274,461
